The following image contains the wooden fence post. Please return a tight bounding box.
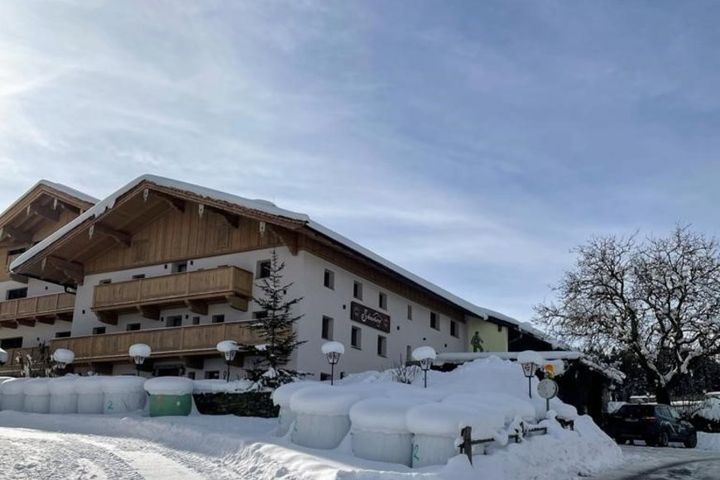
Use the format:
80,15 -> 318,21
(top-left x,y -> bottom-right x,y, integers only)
460,426 -> 473,465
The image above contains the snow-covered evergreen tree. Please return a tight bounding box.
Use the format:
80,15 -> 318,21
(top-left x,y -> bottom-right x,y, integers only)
245,249 -> 305,389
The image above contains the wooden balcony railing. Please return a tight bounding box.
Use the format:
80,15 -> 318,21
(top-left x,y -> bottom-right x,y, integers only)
49,321 -> 262,362
0,292 -> 75,326
92,266 -> 253,323
0,347 -> 45,375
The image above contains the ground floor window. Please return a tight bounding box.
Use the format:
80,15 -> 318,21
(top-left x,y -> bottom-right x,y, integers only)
92,327 -> 106,335
351,326 -> 362,349
211,314 -> 225,323
450,320 -> 458,337
205,371 -> 220,379
0,337 -> 22,349
377,335 -> 387,357
55,331 -> 71,338
126,323 -> 141,331
322,316 -> 334,340
166,316 -> 182,327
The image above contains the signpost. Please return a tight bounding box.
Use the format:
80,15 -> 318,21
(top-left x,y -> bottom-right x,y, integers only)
537,378 -> 559,413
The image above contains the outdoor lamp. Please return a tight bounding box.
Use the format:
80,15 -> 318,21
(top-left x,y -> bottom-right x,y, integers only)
518,350 -> 543,399
321,341 -> 345,385
129,343 -> 152,376
217,340 -> 239,383
412,346 -> 437,388
0,348 -> 7,366
51,348 -> 75,371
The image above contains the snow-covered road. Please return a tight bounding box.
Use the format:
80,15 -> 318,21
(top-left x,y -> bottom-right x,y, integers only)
0,426 -> 237,480
594,444 -> 720,480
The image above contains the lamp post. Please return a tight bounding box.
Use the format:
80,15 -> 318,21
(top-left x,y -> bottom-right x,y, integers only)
321,341 -> 344,385
518,351 -> 543,399
217,340 -> 239,383
129,343 -> 151,377
51,348 -> 75,375
412,346 -> 436,388
0,348 -> 7,367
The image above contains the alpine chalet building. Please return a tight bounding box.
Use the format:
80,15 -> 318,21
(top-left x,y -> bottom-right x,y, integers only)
2,175 -> 543,380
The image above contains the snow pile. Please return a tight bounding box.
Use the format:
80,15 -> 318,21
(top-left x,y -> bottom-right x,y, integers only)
321,341 -> 345,355
192,379 -> 254,394
290,386 -> 360,449
517,350 -> 545,366
102,376 -> 147,414
24,379 -> 51,413
52,348 -> 75,365
698,432 -> 720,451
49,376 -> 78,414
144,377 -> 193,396
0,378 -> 28,411
75,376 -> 106,414
412,346 -> 437,361
128,343 -> 151,358
696,397 -> 720,421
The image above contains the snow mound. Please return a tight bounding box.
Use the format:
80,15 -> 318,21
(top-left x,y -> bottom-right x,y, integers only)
144,377 -> 193,395
193,379 -> 254,394
271,381 -> 321,407
102,376 -> 146,393
350,397 -> 428,433
24,379 -> 50,396
290,387 -> 360,415
74,376 -> 106,394
0,378 -> 28,395
406,402 -> 504,439
321,341 -> 345,355
412,346 -> 437,361
517,350 -> 545,366
48,377 -> 78,395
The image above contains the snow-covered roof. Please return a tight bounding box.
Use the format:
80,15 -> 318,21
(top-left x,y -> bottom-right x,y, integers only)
0,179 -> 98,226
9,174 -> 556,342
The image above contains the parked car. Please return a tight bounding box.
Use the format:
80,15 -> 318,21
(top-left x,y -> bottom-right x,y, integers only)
608,403 -> 697,448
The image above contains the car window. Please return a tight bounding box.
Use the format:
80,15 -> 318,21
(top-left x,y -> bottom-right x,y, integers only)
618,405 -> 655,418
667,407 -> 680,420
655,406 -> 669,418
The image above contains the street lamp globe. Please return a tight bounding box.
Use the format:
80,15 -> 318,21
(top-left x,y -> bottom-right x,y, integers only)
217,340 -> 239,382
412,346 -> 437,388
52,348 -> 75,371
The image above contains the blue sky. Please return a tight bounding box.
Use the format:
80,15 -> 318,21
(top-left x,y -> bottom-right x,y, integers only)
2,1 -> 720,322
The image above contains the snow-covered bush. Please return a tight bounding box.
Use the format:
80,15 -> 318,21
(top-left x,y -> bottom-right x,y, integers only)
75,376 -> 105,414
102,376 -> 146,414
0,378 -> 28,411
48,376 -> 78,414
271,381 -> 321,436
24,378 -> 51,413
290,386 -> 360,449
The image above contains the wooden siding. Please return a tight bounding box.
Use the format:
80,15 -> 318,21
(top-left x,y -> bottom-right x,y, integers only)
50,321 -> 262,362
0,292 -> 75,322
84,204 -> 286,274
92,266 -> 252,312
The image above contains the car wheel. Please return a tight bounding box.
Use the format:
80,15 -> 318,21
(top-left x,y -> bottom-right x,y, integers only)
684,433 -> 697,449
645,437 -> 656,447
657,431 -> 669,447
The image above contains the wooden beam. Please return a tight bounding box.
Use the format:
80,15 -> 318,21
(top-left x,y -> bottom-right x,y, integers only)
26,202 -> 60,222
96,311 -> 118,325
226,295 -> 249,311
17,318 -> 36,327
138,305 -> 160,320
54,198 -> 81,214
36,316 -> 56,325
43,256 -> 84,284
89,223 -> 132,247
0,320 -> 17,329
144,189 -> 185,212
0,226 -> 32,244
207,206 -> 240,229
185,299 -> 208,315
56,312 -> 73,322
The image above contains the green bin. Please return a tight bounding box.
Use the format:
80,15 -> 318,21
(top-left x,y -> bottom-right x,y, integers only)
148,394 -> 192,417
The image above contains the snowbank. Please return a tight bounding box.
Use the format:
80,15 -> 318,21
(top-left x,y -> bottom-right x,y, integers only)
101,376 -> 146,393
144,377 -> 193,396
192,379 -> 254,394
350,397 -> 427,433
698,432 -> 720,452
290,387 -> 360,416
517,350 -> 545,366
406,402 -> 504,439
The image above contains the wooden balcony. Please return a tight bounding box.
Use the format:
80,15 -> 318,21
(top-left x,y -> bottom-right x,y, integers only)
0,292 -> 75,328
92,266 -> 253,324
49,321 -> 262,363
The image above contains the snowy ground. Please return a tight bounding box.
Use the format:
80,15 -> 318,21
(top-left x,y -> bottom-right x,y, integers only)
593,439 -> 720,480
0,411 -> 618,480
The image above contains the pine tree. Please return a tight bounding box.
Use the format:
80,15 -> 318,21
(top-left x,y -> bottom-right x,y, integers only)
246,249 -> 305,389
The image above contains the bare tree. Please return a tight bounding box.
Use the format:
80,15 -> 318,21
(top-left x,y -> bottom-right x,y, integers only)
536,226 -> 720,404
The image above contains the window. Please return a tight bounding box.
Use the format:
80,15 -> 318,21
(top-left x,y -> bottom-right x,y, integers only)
92,327 -> 106,335
320,373 -> 332,381
323,269 -> 335,290
377,335 -> 387,357
132,274 -> 146,280
430,312 -> 439,330
0,337 -> 22,349
450,320 -> 458,337
187,372 -> 196,380
126,323 -> 141,331
353,281 -> 363,300
99,279 -> 112,285
407,305 -> 413,320
55,331 -> 71,338
256,260 -> 272,279
253,311 -> 268,319
322,316 -> 334,340
191,316 -> 200,325
351,326 -> 362,349
172,262 -> 188,273
6,288 -> 27,300
406,345 -> 412,362
166,316 -> 182,327
211,314 -> 225,324
204,371 -> 220,380
379,292 -> 387,310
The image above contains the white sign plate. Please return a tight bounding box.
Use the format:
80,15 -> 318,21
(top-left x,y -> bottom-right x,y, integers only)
537,379 -> 559,399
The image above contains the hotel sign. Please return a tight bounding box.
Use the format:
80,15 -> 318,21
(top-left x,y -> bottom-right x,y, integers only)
350,301 -> 391,333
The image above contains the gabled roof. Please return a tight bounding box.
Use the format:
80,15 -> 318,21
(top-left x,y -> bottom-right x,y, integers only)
0,180 -> 97,227
9,174 -> 549,338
